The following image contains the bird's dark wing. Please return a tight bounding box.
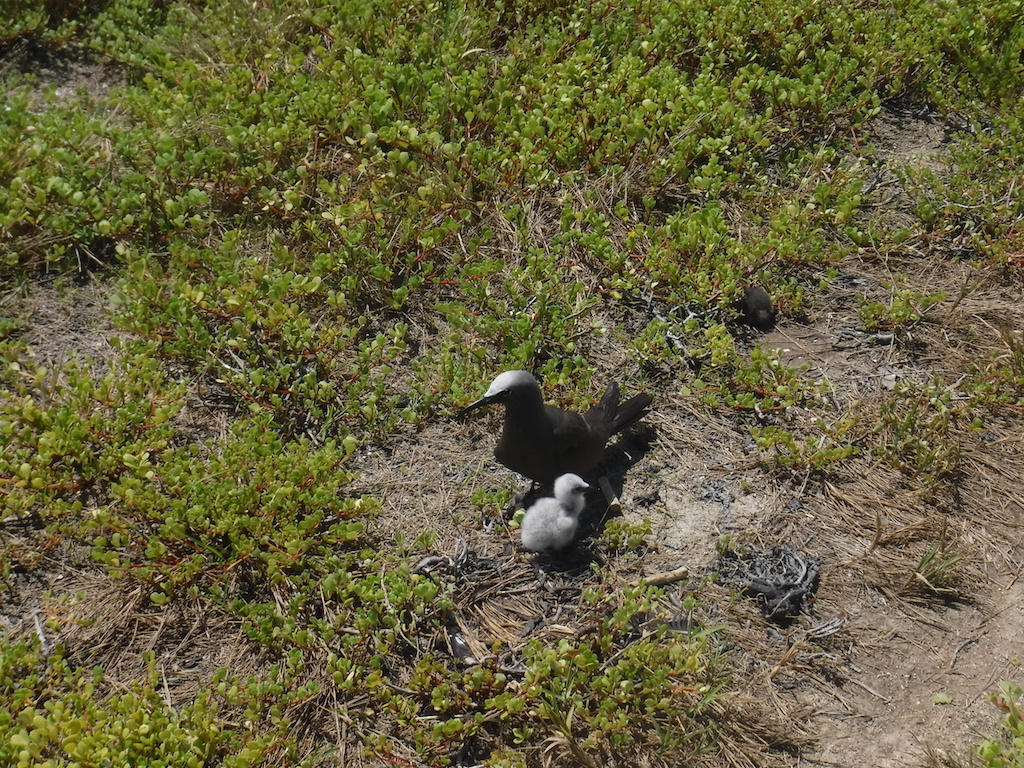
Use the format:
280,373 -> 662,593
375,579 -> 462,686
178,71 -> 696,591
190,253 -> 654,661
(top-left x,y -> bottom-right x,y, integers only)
547,405 -> 592,452
612,392 -> 652,433
582,381 -> 620,441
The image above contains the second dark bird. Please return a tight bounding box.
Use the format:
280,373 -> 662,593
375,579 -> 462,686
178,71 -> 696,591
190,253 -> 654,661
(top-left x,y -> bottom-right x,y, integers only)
456,370 -> 652,487
736,285 -> 776,331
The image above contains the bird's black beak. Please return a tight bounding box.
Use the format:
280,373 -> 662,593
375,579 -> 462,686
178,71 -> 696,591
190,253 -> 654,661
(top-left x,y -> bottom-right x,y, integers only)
455,395 -> 497,420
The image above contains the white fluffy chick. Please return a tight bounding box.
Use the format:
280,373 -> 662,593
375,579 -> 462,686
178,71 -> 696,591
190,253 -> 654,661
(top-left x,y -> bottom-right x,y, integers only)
520,473 -> 590,552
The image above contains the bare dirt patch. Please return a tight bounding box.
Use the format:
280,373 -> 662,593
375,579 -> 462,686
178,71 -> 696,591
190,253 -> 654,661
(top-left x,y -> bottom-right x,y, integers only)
1,40 -> 124,105
16,277 -> 120,367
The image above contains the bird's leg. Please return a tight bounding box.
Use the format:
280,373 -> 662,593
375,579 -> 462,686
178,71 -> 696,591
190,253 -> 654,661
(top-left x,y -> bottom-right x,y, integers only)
597,476 -> 621,514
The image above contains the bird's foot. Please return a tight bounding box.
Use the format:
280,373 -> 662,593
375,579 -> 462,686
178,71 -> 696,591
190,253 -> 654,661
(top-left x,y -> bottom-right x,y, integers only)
597,476 -> 621,514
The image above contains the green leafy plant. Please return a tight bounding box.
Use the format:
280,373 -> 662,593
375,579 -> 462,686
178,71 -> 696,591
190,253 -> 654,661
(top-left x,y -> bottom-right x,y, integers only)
872,375 -> 962,484
600,517 -> 653,553
753,417 -> 860,470
858,289 -> 947,332
93,415 -> 366,601
0,341 -> 182,516
977,683 -> 1024,767
521,585 -> 725,764
0,639 -> 255,768
965,326 -> 1024,407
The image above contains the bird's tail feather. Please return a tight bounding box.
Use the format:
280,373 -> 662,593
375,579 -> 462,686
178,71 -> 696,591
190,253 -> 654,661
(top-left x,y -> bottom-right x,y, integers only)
612,392 -> 653,433
594,381 -> 620,416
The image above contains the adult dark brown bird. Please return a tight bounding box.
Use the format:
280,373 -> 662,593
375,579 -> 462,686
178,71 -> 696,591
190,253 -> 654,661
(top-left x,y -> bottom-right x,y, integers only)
456,370 -> 652,486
